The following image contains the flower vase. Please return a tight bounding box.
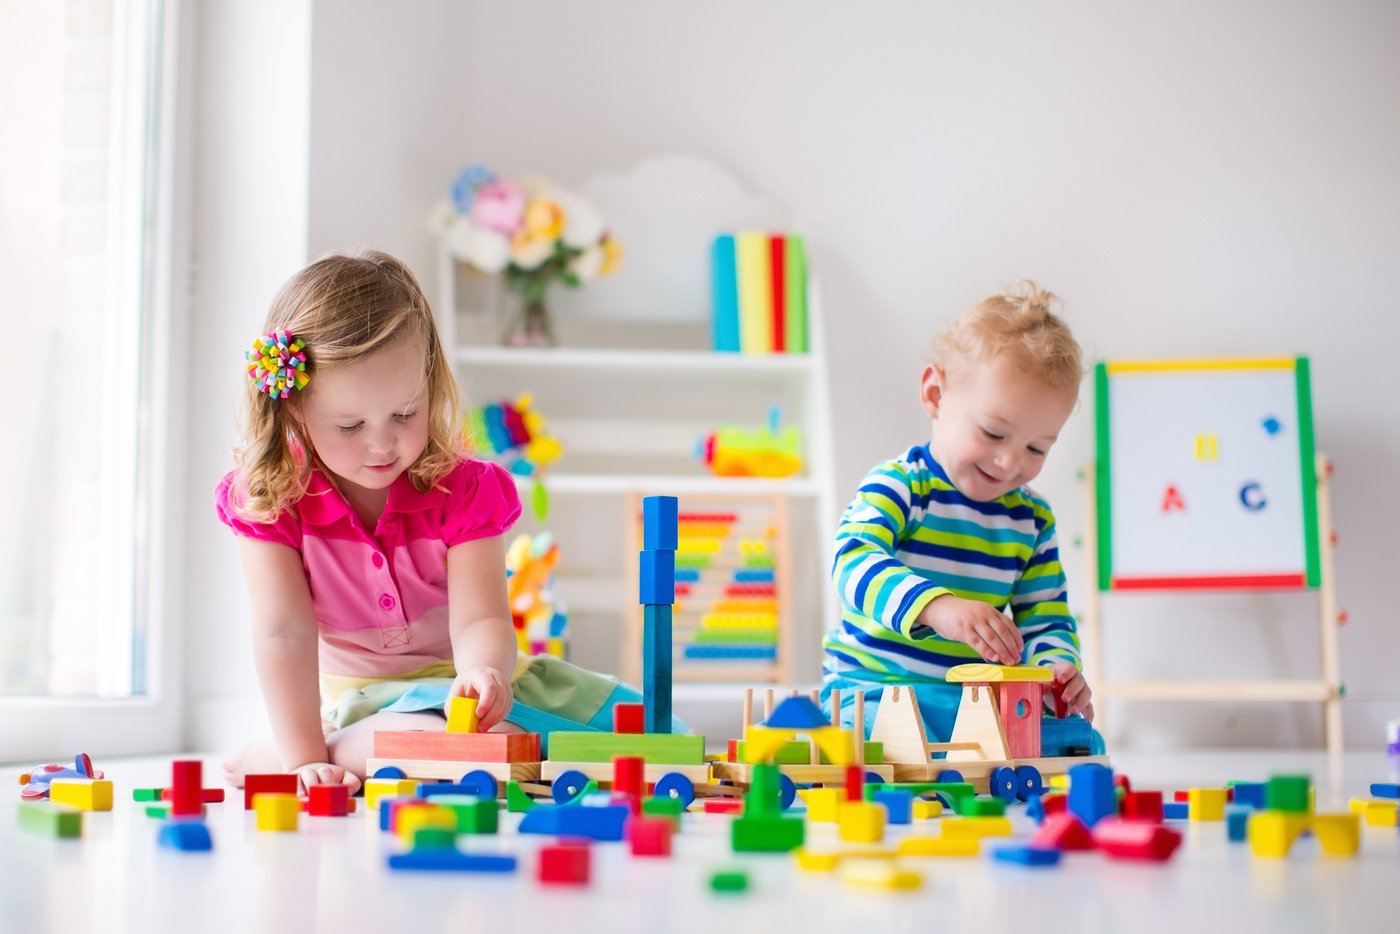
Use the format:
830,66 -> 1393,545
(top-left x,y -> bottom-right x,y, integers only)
502,290 -> 556,347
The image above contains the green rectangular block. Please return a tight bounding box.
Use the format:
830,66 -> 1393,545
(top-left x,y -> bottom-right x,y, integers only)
506,781 -> 536,813
18,801 -> 82,838
863,781 -> 974,806
731,815 -> 804,852
736,739 -> 884,765
429,794 -> 499,834
132,787 -> 164,802
548,732 -> 705,764
145,803 -> 172,819
1265,775 -> 1311,813
956,795 -> 1007,817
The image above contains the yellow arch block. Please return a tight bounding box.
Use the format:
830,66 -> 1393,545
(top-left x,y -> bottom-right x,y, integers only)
946,664 -> 1052,683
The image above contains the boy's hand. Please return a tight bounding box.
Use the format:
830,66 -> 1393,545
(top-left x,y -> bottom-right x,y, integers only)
289,761 -> 361,797
1050,661 -> 1094,722
921,595 -> 1023,665
450,666 -> 513,731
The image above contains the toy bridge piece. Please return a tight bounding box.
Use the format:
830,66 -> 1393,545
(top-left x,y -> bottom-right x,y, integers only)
742,695 -> 854,766
945,664 -> 1051,761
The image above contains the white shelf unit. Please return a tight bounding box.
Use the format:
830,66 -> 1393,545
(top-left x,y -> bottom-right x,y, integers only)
434,246 -> 840,695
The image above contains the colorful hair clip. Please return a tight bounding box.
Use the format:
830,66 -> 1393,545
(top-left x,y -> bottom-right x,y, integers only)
246,329 -> 310,398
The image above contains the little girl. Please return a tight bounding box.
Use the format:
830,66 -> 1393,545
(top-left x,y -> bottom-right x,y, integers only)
217,251 -> 665,794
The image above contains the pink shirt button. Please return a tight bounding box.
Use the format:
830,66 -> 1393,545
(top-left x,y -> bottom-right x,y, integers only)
372,553 -> 384,569
379,594 -> 396,611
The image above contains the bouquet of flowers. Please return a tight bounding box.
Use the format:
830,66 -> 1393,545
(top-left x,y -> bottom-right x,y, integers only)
430,165 -> 621,345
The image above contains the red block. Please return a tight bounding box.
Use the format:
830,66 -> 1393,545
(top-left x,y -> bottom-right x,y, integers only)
170,760 -> 203,817
613,756 -> 645,811
538,842 -> 591,885
844,765 -> 862,802
1031,812 -> 1096,851
244,773 -> 298,810
161,787 -> 226,804
1042,792 -> 1068,815
1121,790 -> 1164,823
372,730 -> 540,763
627,816 -> 673,856
1114,774 -> 1133,794
1093,818 -> 1183,861
613,703 -> 645,734
703,798 -> 743,814
1173,790 -> 1190,803
308,784 -> 350,817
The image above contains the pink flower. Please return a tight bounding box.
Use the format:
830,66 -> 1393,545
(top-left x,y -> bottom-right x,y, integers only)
470,180 -> 526,233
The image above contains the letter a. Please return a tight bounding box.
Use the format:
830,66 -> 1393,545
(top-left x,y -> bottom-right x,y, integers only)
1161,485 -> 1186,514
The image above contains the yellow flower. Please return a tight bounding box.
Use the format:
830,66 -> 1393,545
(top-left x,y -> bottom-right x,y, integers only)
599,235 -> 622,276
510,228 -> 554,270
524,198 -> 565,241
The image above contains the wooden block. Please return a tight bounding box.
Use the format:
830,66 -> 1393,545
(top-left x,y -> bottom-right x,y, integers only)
613,702 -> 645,734
643,603 -> 673,734
423,794 -> 497,834
538,842 -> 591,885
642,496 -> 679,550
838,801 -> 886,843
49,778 -> 113,812
840,858 -> 922,891
1312,813 -> 1361,856
734,738 -> 884,765
368,759 -> 541,785
364,778 -> 419,810
1188,787 -> 1227,821
169,760 -> 203,817
545,731 -> 704,765
1362,800 -> 1399,827
804,787 -> 843,823
898,835 -> 980,857
244,774 -> 297,810
446,696 -> 479,733
372,730 -> 540,763
18,801 -> 82,838
639,550 -> 676,605
307,784 -> 350,817
911,799 -> 943,820
395,804 -> 457,845
940,817 -> 1013,839
254,793 -> 299,832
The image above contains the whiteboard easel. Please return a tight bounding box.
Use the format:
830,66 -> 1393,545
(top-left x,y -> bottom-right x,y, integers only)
1081,357 -> 1343,759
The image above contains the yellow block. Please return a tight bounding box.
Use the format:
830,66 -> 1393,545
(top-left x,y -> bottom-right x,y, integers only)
898,835 -> 980,857
1048,775 -> 1070,790
946,664 -> 1052,683
1347,797 -> 1366,815
49,778 -> 114,812
446,696 -> 479,733
839,859 -> 923,891
1247,810 -> 1308,858
911,799 -> 943,820
804,787 -> 844,823
794,848 -> 842,872
255,793 -> 300,832
396,805 -> 458,845
1362,801 -> 1399,827
1311,813 -> 1361,856
1188,788 -> 1227,821
838,801 -> 886,844
364,778 -> 418,810
740,727 -> 794,764
940,817 -> 1013,839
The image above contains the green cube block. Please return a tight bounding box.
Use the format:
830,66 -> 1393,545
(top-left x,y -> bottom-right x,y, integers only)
731,815 -> 804,852
18,801 -> 82,838
412,827 -> 458,849
642,796 -> 684,827
956,794 -> 1006,817
1265,775 -> 1311,813
709,870 -> 749,893
430,795 -> 499,834
145,803 -> 172,819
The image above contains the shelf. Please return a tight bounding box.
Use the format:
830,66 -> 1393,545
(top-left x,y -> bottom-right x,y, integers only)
511,473 -> 824,497
453,345 -> 814,375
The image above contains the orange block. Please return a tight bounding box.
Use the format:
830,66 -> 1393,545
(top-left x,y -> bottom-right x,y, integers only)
372,730 -> 540,763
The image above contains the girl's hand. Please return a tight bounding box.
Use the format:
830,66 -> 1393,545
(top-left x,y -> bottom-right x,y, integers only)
450,666 -> 513,731
289,761 -> 361,797
921,595 -> 1023,666
1050,661 -> 1094,722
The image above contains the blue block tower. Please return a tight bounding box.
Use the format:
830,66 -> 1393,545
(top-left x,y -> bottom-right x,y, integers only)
640,496 -> 677,734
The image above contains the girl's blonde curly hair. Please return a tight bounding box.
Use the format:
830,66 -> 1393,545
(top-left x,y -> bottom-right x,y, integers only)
933,280 -> 1084,391
231,250 -> 464,523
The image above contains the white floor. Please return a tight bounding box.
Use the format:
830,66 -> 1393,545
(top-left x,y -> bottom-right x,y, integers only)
2,749 -> 1397,934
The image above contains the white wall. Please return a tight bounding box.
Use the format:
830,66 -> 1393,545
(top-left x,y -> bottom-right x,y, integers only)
187,0 -> 1400,751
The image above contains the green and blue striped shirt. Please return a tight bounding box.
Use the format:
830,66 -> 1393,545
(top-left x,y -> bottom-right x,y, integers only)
823,444 -> 1080,687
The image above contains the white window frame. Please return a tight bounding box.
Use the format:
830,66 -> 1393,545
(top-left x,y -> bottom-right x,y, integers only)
0,0 -> 187,761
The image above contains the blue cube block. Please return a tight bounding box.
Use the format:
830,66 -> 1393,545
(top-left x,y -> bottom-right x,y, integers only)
1225,806 -> 1250,842
1230,782 -> 1267,809
872,790 -> 913,825
639,549 -> 676,605
1067,763 -> 1116,828
1163,802 -> 1189,820
158,819 -> 212,852
643,496 -> 679,551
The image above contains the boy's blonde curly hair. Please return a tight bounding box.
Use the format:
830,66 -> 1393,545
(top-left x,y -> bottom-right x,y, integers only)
933,280 -> 1084,391
231,250 -> 464,523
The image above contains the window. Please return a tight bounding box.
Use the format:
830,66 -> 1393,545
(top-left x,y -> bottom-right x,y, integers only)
0,0 -> 181,757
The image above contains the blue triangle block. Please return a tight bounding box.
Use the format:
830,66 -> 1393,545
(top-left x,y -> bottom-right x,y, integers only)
518,803 -> 629,841
763,697 -> 830,730
158,819 -> 212,852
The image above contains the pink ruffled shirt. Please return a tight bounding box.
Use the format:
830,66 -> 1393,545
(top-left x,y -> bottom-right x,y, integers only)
214,458 -> 521,679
